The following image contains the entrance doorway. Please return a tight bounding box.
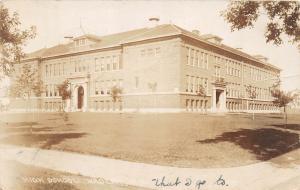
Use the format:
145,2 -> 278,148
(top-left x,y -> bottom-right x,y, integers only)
212,88 -> 226,112
216,90 -> 222,109
77,86 -> 84,109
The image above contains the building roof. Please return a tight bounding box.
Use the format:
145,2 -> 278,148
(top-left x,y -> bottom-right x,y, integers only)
25,24 -> 280,71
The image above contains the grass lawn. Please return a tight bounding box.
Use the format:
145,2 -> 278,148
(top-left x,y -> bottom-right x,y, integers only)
0,112 -> 299,168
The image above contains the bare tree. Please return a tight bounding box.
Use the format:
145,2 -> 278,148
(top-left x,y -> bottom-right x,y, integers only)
271,89 -> 298,128
197,84 -> 207,113
57,80 -> 71,123
10,64 -> 44,132
245,85 -> 258,120
111,85 -> 122,111
57,80 -> 71,112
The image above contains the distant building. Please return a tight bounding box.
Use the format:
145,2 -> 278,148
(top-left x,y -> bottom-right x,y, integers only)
10,19 -> 281,113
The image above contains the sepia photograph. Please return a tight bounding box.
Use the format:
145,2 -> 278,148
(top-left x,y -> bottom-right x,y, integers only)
0,0 -> 300,189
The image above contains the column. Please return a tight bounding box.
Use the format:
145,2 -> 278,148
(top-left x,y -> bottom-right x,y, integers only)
72,84 -> 77,111
212,88 -> 216,112
83,83 -> 88,112
220,90 -> 227,112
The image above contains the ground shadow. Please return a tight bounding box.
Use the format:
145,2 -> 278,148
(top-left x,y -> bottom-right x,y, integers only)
267,116 -> 284,119
1,122 -> 39,127
0,132 -> 87,149
1,126 -> 74,133
271,124 -> 300,131
47,118 -> 61,120
197,128 -> 300,161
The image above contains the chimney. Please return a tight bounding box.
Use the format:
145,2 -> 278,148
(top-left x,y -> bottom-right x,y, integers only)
201,34 -> 223,45
148,17 -> 160,28
253,55 -> 269,63
192,30 -> 200,36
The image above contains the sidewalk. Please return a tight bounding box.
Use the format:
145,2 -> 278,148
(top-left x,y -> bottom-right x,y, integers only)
0,144 -> 299,190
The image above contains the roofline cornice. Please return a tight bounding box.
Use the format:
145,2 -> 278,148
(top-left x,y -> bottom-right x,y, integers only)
180,34 -> 281,72
20,57 -> 41,63
120,34 -> 181,46
23,45 -> 122,62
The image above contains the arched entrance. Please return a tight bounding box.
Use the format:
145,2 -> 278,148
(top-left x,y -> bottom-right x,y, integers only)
77,86 -> 84,109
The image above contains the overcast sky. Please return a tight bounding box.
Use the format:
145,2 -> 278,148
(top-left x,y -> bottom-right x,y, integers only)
3,0 -> 300,91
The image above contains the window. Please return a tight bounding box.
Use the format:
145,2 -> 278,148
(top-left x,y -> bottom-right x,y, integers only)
187,47 -> 190,65
204,78 -> 208,93
62,62 -> 65,75
190,49 -> 194,66
75,62 -> 77,72
112,79 -> 117,87
197,52 -> 200,67
53,64 -> 56,76
106,80 -> 111,94
112,56 -> 117,70
54,85 -> 57,96
201,52 -> 204,68
191,76 -> 194,92
95,81 -> 99,95
118,79 -> 123,87
49,64 -> 52,76
100,81 -> 105,95
78,61 -> 82,72
46,65 -> 48,76
45,85 -> 48,97
225,60 -> 228,74
58,63 -> 61,76
148,49 -> 154,56
155,47 -> 160,55
82,61 -> 86,72
205,53 -> 209,69
106,57 -> 111,71
197,77 -> 200,92
215,66 -> 221,78
79,39 -> 85,45
186,75 -> 190,92
119,55 -> 122,69
186,99 -> 190,111
106,62 -> 111,71
101,57 -> 105,71
194,50 -> 197,67
49,85 -> 52,97
135,76 -> 139,88
95,58 -> 100,72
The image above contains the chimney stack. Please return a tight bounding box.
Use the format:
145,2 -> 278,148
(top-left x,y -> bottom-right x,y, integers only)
148,17 -> 160,28
192,30 -> 200,36
253,55 -> 269,63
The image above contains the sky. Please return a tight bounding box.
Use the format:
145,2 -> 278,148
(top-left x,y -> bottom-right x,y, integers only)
3,0 -> 300,91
